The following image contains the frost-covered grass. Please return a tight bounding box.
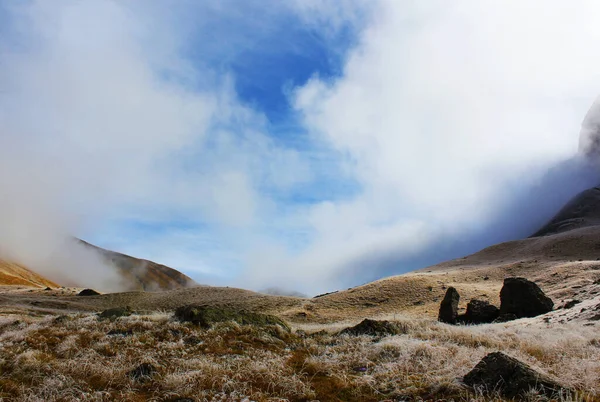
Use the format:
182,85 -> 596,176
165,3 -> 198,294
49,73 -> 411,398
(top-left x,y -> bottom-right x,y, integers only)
0,312 -> 598,401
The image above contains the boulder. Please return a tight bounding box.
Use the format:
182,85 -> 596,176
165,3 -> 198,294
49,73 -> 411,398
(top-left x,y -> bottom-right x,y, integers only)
339,319 -> 403,336
77,288 -> 101,296
464,352 -> 571,398
499,278 -> 553,318
174,305 -> 290,331
438,287 -> 460,324
461,299 -> 499,324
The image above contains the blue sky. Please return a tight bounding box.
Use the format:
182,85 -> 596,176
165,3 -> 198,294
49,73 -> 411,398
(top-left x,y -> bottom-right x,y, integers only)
2,1 -> 600,294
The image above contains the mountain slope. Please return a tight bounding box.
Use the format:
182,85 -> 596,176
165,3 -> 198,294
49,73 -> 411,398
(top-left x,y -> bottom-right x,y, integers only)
0,240 -> 195,291
0,260 -> 59,288
80,240 -> 196,291
531,186 -> 600,237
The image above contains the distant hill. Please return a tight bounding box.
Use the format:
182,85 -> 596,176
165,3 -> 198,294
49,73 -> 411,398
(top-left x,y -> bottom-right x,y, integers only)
79,240 -> 196,291
0,260 -> 59,288
0,240 -> 195,291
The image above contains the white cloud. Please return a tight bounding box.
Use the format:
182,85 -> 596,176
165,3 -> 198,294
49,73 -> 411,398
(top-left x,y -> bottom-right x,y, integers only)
0,0 -> 309,289
283,0 -> 600,291
2,0 -> 600,295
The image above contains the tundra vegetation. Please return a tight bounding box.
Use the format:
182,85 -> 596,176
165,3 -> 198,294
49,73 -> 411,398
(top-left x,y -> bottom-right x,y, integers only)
0,311 -> 598,401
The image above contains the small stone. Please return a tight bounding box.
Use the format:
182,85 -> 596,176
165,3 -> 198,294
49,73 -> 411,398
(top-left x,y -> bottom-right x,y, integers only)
77,289 -> 101,296
340,319 -> 403,336
563,299 -> 581,309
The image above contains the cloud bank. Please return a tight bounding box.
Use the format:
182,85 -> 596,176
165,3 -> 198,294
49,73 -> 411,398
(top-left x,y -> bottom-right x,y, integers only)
1,1 -> 600,294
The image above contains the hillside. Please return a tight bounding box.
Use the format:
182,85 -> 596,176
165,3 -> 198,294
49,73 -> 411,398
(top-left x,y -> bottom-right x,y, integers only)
532,186 -> 600,237
0,240 -> 195,291
79,240 -> 196,291
0,260 -> 58,288
3,223 -> 599,325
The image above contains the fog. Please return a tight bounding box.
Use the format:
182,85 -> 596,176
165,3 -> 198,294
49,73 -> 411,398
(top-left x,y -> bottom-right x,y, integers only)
2,1 -> 600,295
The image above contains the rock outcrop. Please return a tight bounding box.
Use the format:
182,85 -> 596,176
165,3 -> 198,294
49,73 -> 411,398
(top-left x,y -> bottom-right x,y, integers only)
499,277 -> 553,318
464,352 -> 571,398
77,289 -> 101,296
438,287 -> 460,324
340,319 -> 404,336
461,299 -> 499,324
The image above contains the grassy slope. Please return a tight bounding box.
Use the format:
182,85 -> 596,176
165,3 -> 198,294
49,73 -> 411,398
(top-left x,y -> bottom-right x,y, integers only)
0,240 -> 196,292
0,260 -> 59,288
0,312 -> 598,401
2,226 -> 600,325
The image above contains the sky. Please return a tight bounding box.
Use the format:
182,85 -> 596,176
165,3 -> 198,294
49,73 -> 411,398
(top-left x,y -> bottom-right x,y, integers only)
1,1 -> 600,294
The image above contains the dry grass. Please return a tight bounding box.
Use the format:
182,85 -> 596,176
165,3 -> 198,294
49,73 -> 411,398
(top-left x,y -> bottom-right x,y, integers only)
0,312 -> 598,402
0,261 -> 58,288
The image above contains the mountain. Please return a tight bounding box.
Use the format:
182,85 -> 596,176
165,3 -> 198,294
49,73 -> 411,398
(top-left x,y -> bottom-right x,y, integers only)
79,240 -> 196,291
531,186 -> 600,237
0,260 -> 59,288
0,240 -> 195,291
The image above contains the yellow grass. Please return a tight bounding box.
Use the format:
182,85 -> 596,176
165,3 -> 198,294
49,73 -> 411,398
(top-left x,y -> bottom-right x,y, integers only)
0,312 -> 598,401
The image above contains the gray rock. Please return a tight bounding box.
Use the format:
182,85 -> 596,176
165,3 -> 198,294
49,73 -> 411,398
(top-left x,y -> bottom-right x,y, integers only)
461,299 -> 499,324
464,352 -> 571,398
499,277 -> 553,318
339,319 -> 403,336
438,287 -> 460,324
77,288 -> 100,296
